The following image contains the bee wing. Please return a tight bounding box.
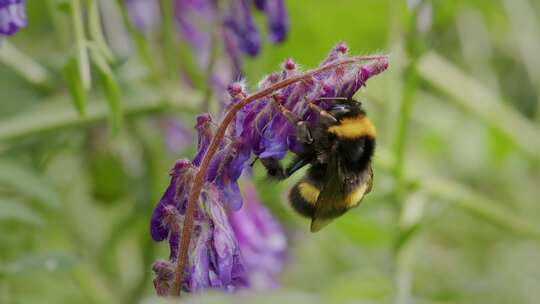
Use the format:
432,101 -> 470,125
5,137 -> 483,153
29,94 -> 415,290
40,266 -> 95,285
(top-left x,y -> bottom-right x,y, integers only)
310,153 -> 345,232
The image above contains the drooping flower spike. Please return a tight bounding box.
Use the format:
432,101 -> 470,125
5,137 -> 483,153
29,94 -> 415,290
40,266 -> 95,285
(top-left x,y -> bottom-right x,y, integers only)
228,182 -> 287,289
174,0 -> 289,73
150,43 -> 388,296
0,0 -> 26,37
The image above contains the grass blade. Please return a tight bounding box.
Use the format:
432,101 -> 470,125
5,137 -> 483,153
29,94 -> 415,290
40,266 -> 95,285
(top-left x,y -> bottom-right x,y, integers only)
416,51 -> 540,161
0,161 -> 61,209
90,50 -> 123,135
63,57 -> 87,115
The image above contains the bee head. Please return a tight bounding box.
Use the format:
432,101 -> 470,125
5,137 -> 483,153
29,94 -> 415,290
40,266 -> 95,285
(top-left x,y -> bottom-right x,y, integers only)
327,98 -> 365,121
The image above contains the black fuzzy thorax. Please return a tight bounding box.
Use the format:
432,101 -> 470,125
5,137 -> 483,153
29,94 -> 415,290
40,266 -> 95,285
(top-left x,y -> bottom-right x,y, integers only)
288,99 -> 375,220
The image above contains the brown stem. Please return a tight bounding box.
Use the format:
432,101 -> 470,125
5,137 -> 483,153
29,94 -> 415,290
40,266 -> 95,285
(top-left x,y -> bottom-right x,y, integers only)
172,54 -> 388,296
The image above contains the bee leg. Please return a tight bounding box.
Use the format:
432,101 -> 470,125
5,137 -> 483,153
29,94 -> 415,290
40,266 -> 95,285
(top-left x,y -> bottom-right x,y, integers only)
272,99 -> 314,144
260,157 -> 287,180
249,156 -> 259,167
285,155 -> 311,176
308,102 -> 338,126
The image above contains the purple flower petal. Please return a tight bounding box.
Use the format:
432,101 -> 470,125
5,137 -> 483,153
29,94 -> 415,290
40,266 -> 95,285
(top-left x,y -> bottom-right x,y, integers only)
163,118 -> 193,153
174,0 -> 215,66
0,0 -> 26,36
125,0 -> 161,32
193,113 -> 214,166
150,159 -> 193,242
152,260 -> 175,296
265,0 -> 288,43
224,0 -> 261,56
229,182 -> 287,289
207,187 -> 247,289
188,223 -> 212,291
253,0 -> 265,11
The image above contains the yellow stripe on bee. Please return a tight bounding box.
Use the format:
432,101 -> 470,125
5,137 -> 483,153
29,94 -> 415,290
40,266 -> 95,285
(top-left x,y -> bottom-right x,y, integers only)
298,182 -> 320,204
328,116 -> 376,139
344,183 -> 369,208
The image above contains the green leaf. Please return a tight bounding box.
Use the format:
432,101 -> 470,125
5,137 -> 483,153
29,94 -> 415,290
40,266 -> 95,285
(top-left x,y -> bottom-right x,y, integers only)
0,199 -> 44,226
114,0 -> 160,80
87,0 -> 115,62
375,147 -> 540,241
0,160 -> 61,209
63,57 -> 86,115
90,49 -> 123,135
70,0 -> 91,90
0,87 -> 199,142
394,222 -> 421,252
416,51 -> 540,161
0,252 -> 77,275
0,41 -> 51,88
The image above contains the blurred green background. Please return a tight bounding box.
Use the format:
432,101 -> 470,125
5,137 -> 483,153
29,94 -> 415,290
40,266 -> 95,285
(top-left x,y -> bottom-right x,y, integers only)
1,0 -> 540,303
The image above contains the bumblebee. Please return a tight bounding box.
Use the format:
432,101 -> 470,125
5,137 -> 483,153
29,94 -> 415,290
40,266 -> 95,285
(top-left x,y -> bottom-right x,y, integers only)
261,98 -> 375,232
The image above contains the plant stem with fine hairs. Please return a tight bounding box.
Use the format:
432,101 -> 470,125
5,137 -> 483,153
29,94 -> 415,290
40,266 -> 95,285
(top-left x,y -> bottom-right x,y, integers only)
172,54 -> 389,296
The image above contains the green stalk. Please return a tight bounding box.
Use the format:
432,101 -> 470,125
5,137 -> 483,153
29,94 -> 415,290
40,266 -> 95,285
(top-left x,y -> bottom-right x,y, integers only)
115,0 -> 160,80
416,52 -> 540,162
46,0 -> 70,48
391,5 -> 425,304
71,0 -> 91,90
88,0 -> 115,62
0,41 -> 51,89
392,64 -> 418,190
160,0 -> 179,78
0,88 -> 199,143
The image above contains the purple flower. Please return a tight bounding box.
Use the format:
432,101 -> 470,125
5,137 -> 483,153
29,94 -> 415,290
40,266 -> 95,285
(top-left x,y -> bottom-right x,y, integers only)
223,0 -> 260,56
150,43 -> 388,296
233,43 -> 388,160
229,182 -> 287,289
0,0 -> 26,37
150,163 -> 248,293
152,260 -> 175,296
175,0 -> 289,70
174,0 -> 215,66
264,0 -> 288,43
150,159 -> 195,242
193,113 -> 214,166
206,139 -> 251,211
253,0 -> 266,11
160,118 -> 194,153
125,0 -> 161,33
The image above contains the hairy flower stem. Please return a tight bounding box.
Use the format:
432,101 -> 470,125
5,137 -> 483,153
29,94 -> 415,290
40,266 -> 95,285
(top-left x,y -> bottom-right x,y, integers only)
172,54 -> 389,296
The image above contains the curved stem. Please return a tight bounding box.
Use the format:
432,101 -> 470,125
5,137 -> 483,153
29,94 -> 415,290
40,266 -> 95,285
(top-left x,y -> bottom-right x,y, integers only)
172,54 -> 388,296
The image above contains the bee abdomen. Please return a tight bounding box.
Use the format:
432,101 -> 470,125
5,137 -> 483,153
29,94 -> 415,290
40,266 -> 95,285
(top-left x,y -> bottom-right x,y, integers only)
289,181 -> 319,218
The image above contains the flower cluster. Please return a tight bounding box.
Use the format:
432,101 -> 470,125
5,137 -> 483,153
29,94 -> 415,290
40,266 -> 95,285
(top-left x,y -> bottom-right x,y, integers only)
175,0 -> 289,110
125,1 -> 289,154
150,43 -> 388,295
175,0 -> 288,71
151,159 -> 286,293
0,0 -> 26,37
151,159 -> 248,293
230,43 -> 388,162
228,183 -> 287,289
